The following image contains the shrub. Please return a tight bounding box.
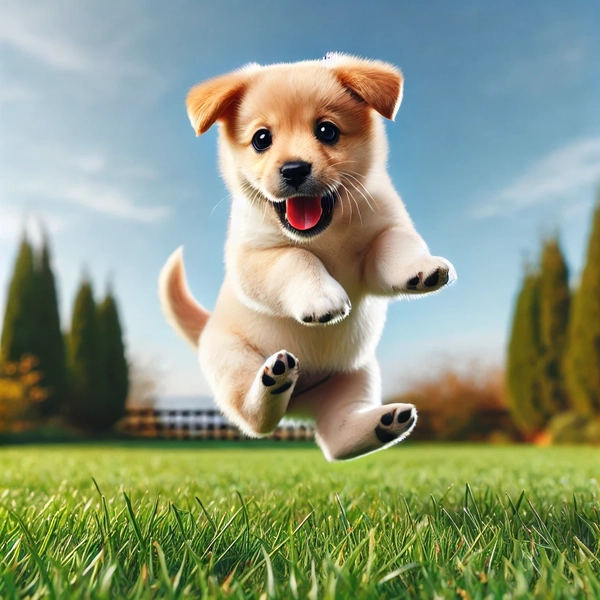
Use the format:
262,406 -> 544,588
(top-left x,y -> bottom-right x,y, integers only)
0,355 -> 48,432
389,365 -> 521,441
547,411 -> 600,445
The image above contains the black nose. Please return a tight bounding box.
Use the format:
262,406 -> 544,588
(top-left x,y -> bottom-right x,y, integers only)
280,161 -> 312,189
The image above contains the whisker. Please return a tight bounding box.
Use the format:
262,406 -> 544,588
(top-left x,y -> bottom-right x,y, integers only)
336,180 -> 353,223
338,168 -> 367,179
322,176 -> 344,219
210,193 -> 232,217
327,159 -> 361,169
261,199 -> 268,225
338,180 -> 361,225
341,171 -> 379,211
251,190 -> 269,226
342,174 -> 376,213
343,176 -> 373,214
242,185 -> 268,224
338,184 -> 344,218
351,193 -> 363,226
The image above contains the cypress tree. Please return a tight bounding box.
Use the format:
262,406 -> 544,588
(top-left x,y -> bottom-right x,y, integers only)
1,236 -> 37,362
538,236 -> 571,415
66,278 -> 107,431
30,235 -> 68,417
97,288 -> 129,429
565,197 -> 600,415
506,266 -> 545,435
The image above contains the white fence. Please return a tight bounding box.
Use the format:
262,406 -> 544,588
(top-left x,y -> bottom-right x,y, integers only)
118,408 -> 315,441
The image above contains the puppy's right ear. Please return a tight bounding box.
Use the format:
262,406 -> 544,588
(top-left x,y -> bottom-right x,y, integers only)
186,71 -> 249,136
325,54 -> 403,121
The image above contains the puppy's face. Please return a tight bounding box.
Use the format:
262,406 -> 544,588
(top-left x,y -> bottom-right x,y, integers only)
186,54 -> 403,241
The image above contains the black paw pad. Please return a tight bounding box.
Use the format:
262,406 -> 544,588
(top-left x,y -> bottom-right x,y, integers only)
407,275 -> 420,289
262,373 -> 276,387
424,270 -> 439,287
286,353 -> 296,369
303,316 -> 314,323
375,425 -> 399,444
271,381 -> 293,395
272,360 -> 286,375
380,411 -> 395,426
397,409 -> 413,423
318,313 -> 333,323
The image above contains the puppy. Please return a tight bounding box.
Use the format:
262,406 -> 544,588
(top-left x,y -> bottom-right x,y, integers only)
159,53 -> 456,461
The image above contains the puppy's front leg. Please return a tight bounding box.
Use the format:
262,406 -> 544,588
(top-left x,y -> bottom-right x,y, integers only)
230,246 -> 351,325
364,227 -> 456,297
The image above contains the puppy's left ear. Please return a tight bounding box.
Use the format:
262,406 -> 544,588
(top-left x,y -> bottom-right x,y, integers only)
186,69 -> 252,136
327,54 -> 403,120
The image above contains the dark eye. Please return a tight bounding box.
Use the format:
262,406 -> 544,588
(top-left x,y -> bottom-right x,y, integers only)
315,122 -> 340,144
252,129 -> 272,152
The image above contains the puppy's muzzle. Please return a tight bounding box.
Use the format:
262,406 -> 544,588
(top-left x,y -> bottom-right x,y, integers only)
280,161 -> 312,190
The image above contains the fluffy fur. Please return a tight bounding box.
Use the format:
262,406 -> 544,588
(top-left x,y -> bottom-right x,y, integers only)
159,54 -> 456,461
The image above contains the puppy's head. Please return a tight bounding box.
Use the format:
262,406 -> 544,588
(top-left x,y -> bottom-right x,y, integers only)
186,54 -> 403,240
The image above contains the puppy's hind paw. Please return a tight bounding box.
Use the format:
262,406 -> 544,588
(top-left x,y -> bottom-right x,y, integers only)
261,351 -> 299,395
374,404 -> 418,446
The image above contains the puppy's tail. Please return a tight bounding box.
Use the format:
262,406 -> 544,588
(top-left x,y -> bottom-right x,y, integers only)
158,247 -> 210,350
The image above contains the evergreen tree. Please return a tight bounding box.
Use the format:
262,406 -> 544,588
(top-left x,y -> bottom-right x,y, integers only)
506,266 -> 545,435
30,235 -> 68,417
565,197 -> 600,415
97,288 -> 129,429
1,236 -> 37,362
538,236 -> 571,415
66,278 -> 108,431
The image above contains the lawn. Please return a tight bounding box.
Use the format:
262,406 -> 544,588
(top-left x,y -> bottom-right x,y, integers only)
1,443 -> 599,599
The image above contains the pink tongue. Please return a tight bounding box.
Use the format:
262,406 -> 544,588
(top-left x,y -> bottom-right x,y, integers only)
286,197 -> 323,230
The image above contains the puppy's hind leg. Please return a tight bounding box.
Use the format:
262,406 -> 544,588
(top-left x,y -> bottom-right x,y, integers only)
199,330 -> 299,437
289,360 -> 417,461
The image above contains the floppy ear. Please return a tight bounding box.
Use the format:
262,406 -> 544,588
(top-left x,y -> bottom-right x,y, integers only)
325,54 -> 404,120
186,71 -> 249,136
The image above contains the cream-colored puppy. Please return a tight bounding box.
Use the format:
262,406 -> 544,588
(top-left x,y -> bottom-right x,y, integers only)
159,53 -> 456,461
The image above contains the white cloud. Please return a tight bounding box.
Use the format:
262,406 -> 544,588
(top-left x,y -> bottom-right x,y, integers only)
0,203 -> 67,243
117,164 -> 159,181
4,143 -> 171,225
483,16 -> 591,100
64,152 -> 158,180
472,137 -> 600,219
0,0 -> 168,98
0,2 -> 176,229
66,154 -> 107,175
0,5 -> 91,72
15,176 -> 171,225
0,209 -> 26,242
46,182 -> 170,223
484,45 -> 587,98
0,82 -> 34,104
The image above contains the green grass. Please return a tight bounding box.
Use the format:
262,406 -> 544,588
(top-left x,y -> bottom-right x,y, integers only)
1,443 -> 599,599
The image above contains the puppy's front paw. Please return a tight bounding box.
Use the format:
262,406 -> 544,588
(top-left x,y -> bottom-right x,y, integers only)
394,256 -> 456,296
293,280 -> 351,326
261,351 -> 300,395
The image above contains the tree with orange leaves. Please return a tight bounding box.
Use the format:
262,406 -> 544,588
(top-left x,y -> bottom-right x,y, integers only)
0,355 -> 48,432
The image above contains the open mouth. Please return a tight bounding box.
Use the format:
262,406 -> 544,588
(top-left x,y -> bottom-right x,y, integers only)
273,193 -> 336,238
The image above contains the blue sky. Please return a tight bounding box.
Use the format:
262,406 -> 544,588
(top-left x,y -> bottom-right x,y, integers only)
1,0 -> 599,398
